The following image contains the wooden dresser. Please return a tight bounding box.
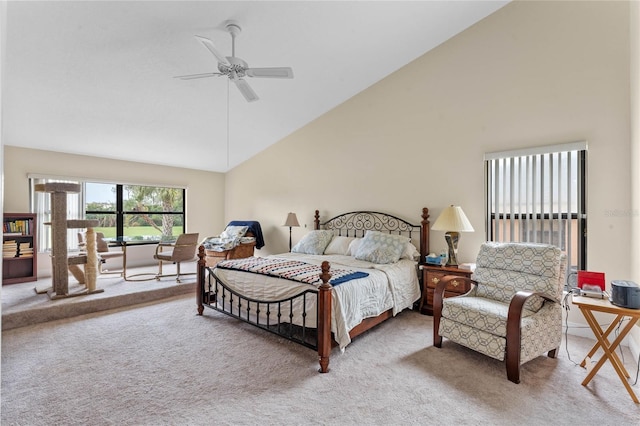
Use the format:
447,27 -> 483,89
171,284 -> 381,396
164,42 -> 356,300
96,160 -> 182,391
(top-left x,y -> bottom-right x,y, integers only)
419,264 -> 473,315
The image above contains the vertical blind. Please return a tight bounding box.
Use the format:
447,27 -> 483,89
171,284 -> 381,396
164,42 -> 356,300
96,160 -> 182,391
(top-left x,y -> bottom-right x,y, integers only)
484,141 -> 587,271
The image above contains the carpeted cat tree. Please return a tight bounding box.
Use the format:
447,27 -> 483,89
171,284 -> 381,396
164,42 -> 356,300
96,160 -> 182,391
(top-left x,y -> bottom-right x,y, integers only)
35,183 -> 104,299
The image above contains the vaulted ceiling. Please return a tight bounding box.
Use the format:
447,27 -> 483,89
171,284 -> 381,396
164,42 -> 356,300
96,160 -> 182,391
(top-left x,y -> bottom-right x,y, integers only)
3,1 -> 509,172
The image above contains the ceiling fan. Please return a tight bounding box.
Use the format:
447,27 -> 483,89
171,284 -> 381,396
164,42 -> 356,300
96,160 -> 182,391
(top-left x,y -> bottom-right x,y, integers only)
175,21 -> 294,102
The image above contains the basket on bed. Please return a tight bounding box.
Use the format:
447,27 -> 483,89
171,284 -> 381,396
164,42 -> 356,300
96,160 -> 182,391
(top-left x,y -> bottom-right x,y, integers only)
204,231 -> 256,267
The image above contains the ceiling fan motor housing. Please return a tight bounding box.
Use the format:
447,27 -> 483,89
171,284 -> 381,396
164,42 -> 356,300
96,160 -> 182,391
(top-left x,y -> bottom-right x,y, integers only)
218,57 -> 249,77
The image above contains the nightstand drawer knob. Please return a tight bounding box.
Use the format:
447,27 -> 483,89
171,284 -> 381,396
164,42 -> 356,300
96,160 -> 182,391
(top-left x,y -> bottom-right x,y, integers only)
451,280 -> 459,287
431,277 -> 440,284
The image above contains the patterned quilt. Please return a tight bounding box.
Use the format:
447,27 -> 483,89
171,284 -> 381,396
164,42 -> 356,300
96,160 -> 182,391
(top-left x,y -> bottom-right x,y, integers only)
215,256 -> 369,286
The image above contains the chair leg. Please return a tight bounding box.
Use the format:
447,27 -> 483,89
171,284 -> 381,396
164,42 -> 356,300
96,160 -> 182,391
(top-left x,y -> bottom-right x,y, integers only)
434,332 -> 443,348
506,354 -> 520,384
176,262 -> 181,283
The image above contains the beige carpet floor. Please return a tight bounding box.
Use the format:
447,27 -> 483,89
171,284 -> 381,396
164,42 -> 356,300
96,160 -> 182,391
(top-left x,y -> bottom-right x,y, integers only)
2,294 -> 639,425
1,262 -> 196,330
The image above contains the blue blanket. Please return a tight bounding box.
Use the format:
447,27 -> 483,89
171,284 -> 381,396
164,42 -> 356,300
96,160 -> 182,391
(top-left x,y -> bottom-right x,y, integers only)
227,221 -> 265,249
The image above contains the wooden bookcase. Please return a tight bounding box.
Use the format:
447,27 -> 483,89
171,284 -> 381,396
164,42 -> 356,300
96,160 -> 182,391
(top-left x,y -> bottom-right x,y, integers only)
3,213 -> 37,285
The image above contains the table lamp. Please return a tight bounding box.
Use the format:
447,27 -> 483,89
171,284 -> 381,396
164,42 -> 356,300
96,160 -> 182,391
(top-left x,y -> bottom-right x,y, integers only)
284,212 -> 300,251
431,205 -> 474,266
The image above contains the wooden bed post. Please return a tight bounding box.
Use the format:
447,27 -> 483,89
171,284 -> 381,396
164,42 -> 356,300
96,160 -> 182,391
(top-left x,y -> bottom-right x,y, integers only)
314,210 -> 320,230
420,207 -> 430,261
196,245 -> 205,315
318,261 -> 332,373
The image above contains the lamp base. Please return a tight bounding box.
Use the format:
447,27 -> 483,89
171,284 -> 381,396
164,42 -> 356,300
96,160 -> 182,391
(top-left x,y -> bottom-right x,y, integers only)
444,231 -> 460,266
289,227 -> 293,252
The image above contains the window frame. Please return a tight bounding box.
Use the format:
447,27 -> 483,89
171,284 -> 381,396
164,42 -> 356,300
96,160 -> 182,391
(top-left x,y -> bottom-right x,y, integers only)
84,183 -> 186,239
484,142 -> 587,276
29,175 -> 186,252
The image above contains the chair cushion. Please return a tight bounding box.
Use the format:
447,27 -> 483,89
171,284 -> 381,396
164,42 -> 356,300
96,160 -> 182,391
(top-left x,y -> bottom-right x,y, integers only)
440,301 -> 562,363
441,296 -> 536,337
473,242 -> 564,311
439,317 -> 507,361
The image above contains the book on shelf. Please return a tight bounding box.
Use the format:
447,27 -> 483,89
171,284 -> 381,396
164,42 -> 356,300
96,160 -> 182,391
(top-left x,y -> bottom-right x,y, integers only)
3,218 -> 33,235
18,243 -> 33,257
3,240 -> 18,258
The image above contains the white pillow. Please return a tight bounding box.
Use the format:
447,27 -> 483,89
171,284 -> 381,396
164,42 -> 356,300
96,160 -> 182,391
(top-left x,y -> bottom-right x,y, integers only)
323,236 -> 355,256
346,238 -> 363,256
221,225 -> 248,239
291,230 -> 334,255
400,242 -> 420,260
354,231 -> 410,264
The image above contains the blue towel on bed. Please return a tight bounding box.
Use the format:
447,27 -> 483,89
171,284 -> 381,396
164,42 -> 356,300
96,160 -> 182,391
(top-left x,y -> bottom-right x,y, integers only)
227,221 -> 265,249
329,271 -> 370,285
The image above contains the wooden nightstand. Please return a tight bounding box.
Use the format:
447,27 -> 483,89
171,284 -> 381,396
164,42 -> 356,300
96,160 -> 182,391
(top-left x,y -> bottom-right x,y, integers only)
419,264 -> 473,315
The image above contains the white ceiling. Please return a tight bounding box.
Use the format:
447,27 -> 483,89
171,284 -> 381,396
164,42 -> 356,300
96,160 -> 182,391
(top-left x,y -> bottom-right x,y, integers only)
3,1 -> 509,173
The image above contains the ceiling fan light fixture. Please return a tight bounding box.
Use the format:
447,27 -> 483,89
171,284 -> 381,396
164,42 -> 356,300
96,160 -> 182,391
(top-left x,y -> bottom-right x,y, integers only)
176,20 -> 294,102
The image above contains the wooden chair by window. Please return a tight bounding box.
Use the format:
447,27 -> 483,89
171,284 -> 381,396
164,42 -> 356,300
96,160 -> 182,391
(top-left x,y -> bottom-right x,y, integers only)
153,233 -> 199,282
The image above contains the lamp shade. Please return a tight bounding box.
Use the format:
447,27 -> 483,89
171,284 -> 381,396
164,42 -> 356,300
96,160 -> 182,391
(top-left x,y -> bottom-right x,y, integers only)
431,206 -> 474,232
284,212 -> 300,228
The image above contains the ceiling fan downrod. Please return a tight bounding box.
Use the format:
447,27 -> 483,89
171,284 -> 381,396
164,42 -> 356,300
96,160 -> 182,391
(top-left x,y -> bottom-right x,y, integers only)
225,21 -> 241,58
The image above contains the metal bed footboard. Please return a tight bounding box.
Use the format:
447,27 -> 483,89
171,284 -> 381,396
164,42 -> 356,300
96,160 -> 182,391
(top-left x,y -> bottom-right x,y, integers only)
202,266 -> 320,350
196,246 -> 334,372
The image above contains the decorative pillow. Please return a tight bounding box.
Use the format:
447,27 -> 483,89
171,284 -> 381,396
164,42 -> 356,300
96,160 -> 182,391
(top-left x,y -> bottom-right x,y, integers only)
221,225 -> 248,239
346,238 -> 363,256
400,242 -> 420,260
354,231 -> 410,264
291,230 -> 334,255
323,236 -> 355,256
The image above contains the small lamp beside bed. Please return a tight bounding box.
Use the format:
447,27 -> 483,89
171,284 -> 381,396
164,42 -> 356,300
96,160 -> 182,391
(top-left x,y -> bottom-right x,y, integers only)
431,205 -> 474,266
284,212 -> 300,251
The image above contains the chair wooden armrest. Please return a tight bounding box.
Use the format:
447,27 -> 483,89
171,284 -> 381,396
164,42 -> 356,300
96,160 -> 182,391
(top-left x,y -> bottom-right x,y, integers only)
506,290 -> 560,383
433,275 -> 476,347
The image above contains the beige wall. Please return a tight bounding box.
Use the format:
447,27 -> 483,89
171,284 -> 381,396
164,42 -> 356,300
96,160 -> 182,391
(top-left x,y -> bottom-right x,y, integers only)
630,0 -> 640,349
632,1 -> 640,280
225,1 -> 636,346
3,146 -> 226,273
227,0 -> 631,272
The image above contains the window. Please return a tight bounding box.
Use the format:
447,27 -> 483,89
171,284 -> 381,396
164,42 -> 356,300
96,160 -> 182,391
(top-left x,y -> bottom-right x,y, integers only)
85,183 -> 185,239
30,176 -> 185,252
484,142 -> 587,278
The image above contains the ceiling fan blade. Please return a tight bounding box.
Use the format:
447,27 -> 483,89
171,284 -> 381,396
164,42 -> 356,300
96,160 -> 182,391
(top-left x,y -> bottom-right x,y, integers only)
231,75 -> 259,102
173,72 -> 223,80
195,35 -> 230,65
245,67 -> 294,79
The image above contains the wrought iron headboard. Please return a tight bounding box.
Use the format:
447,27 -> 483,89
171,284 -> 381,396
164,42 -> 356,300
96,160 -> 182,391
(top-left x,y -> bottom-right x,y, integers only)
313,208 -> 430,261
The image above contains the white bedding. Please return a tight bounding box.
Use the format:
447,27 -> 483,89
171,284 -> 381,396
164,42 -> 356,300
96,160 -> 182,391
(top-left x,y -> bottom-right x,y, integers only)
210,252 -> 420,349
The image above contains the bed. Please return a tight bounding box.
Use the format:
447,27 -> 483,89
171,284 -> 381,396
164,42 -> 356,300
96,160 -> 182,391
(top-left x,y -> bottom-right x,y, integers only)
196,208 -> 430,373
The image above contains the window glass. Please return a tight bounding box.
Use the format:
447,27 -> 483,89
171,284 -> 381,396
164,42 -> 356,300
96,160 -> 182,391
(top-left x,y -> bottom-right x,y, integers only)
85,182 -> 117,238
123,186 -> 184,239
30,178 -> 186,251
484,144 -> 586,281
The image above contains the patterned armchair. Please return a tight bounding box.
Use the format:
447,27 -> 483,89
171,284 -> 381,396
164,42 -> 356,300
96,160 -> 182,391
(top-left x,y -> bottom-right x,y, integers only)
433,242 -> 566,383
